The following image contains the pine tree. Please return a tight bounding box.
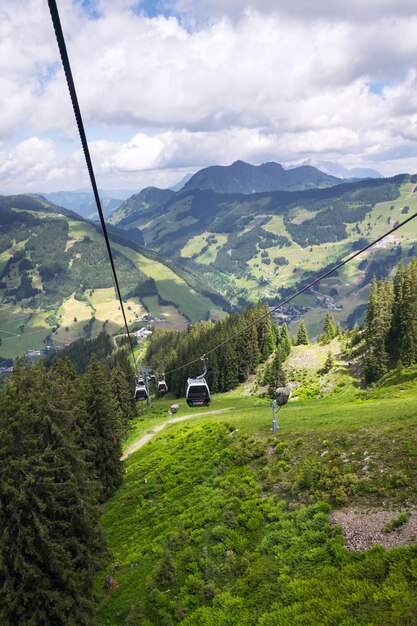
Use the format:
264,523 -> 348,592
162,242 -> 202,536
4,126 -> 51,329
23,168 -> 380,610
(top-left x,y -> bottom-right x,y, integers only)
207,351 -> 219,393
111,364 -> 134,434
110,348 -> 136,413
398,271 -> 414,366
0,362 -> 104,625
237,322 -> 259,381
322,351 -> 334,373
255,303 -> 275,362
280,323 -> 292,357
83,357 -> 124,501
364,275 -> 391,381
218,342 -> 239,392
322,313 -> 336,344
296,321 -> 309,345
271,320 -> 280,347
266,352 -> 287,399
363,346 -> 380,384
126,601 -> 145,626
388,260 -> 405,361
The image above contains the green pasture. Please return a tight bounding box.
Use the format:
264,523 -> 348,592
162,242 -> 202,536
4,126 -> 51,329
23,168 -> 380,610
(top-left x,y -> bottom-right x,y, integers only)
0,310 -> 51,358
98,366 -> 417,625
112,244 -> 218,322
67,219 -> 101,241
126,379 -> 417,445
142,296 -> 188,329
181,232 -> 228,265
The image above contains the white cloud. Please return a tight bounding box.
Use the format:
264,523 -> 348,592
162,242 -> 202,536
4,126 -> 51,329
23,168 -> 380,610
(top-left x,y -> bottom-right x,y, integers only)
0,137 -> 58,190
2,0 -> 417,191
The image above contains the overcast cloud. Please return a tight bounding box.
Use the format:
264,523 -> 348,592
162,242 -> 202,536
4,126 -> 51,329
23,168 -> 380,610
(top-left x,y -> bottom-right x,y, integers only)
1,0 -> 417,192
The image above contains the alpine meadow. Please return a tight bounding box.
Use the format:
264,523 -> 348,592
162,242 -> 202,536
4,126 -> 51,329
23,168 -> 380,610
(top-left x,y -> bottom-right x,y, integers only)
2,1 -> 417,626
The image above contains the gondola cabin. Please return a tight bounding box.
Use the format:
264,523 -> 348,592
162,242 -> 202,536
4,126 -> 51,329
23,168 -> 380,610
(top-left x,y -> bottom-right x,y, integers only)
148,374 -> 156,383
158,379 -> 168,393
134,383 -> 149,402
186,377 -> 211,407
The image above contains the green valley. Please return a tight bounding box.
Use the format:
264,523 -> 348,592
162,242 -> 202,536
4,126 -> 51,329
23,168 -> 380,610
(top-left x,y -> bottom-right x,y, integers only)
0,195 -> 226,359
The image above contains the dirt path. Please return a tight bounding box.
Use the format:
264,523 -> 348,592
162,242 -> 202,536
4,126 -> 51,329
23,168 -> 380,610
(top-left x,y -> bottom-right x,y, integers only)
122,408 -> 233,460
112,334 -> 126,349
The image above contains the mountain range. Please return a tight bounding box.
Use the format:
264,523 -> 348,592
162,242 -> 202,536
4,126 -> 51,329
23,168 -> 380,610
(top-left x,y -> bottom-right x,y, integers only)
30,161 -> 381,222
2,159 -> 415,359
108,161 -> 417,334
36,190 -> 124,220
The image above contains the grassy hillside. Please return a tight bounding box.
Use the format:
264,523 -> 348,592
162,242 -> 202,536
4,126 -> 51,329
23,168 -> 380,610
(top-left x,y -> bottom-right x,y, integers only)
97,355 -> 417,625
0,196 -> 226,359
111,175 -> 417,333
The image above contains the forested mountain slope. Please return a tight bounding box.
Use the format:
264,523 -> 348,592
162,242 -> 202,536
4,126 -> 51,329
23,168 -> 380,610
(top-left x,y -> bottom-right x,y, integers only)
0,195 -> 226,360
182,160 -> 342,194
109,187 -> 175,227
110,173 -> 417,333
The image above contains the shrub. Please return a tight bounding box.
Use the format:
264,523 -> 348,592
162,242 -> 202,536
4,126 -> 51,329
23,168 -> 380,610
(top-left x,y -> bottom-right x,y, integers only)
384,513 -> 409,533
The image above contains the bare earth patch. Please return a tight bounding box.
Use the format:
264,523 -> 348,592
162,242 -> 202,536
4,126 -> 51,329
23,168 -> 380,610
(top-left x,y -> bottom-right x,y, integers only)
286,339 -> 341,372
330,509 -> 417,551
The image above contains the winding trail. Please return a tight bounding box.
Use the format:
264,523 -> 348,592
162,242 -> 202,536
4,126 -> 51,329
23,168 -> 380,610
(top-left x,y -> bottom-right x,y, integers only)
122,408 -> 233,460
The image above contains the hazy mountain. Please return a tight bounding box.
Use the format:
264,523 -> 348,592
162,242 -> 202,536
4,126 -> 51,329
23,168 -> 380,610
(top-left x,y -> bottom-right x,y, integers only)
315,161 -> 383,179
170,173 -> 194,191
294,158 -> 383,179
37,191 -> 123,220
181,160 -> 341,194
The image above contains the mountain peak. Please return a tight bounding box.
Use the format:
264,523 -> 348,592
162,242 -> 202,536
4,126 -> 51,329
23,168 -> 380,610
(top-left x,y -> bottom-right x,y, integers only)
181,160 -> 340,194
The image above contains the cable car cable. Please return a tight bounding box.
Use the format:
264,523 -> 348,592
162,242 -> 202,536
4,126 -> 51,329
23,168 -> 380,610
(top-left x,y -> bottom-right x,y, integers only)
46,0 -> 417,381
164,205 -> 417,376
47,0 -> 138,371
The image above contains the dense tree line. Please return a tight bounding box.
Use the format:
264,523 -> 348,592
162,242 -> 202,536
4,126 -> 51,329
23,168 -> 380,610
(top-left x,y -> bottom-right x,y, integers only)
0,343 -> 135,625
147,303 -> 292,397
363,258 -> 417,383
45,332 -> 113,373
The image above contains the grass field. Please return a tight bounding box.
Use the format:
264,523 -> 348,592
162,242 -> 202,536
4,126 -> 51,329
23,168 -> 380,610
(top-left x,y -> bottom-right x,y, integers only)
0,305 -> 51,358
112,243 -> 219,323
53,289 -> 148,345
181,232 -> 228,265
142,296 -> 189,329
67,219 -> 102,241
97,361 -> 417,625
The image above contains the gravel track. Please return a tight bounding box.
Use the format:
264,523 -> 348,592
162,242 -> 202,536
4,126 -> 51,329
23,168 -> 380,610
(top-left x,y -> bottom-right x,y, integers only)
122,408 -> 232,460
330,509 -> 417,551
